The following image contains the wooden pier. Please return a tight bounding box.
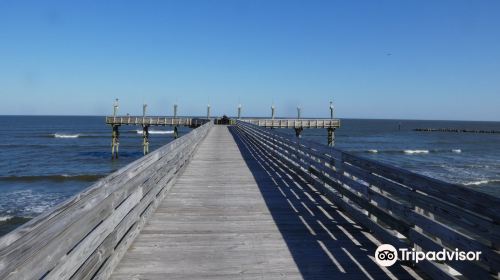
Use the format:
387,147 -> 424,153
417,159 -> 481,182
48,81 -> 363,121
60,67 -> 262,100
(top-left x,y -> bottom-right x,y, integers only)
1,121 -> 499,279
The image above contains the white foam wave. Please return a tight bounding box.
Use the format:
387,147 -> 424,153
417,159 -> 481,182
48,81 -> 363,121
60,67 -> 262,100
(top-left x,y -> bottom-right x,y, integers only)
136,130 -> 174,135
367,149 -> 378,153
463,179 -> 500,186
54,133 -> 80,138
464,180 -> 490,186
0,216 -> 13,222
452,149 -> 462,153
404,150 -> 429,154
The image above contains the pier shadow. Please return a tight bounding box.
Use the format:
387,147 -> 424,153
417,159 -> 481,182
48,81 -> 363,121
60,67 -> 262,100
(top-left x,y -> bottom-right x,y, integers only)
228,126 -> 421,280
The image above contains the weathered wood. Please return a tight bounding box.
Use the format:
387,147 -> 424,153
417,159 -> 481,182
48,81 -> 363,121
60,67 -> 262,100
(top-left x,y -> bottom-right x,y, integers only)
241,118 -> 340,129
110,125 -> 421,279
0,122 -> 212,280
236,120 -> 500,279
106,116 -> 210,128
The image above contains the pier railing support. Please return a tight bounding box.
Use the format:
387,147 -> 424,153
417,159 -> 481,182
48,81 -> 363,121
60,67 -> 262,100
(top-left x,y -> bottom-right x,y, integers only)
142,125 -> 150,155
111,125 -> 120,159
327,127 -> 335,147
174,126 -> 179,139
236,120 -> 500,279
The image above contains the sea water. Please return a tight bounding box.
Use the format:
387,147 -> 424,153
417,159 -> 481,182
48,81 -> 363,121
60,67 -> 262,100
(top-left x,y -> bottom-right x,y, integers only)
0,116 -> 499,235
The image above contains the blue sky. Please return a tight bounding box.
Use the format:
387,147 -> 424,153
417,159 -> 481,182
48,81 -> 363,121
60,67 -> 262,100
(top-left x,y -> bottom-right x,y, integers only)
0,0 -> 499,120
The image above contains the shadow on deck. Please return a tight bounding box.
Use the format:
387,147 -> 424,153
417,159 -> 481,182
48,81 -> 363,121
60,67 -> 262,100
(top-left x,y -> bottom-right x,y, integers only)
228,126 -> 422,280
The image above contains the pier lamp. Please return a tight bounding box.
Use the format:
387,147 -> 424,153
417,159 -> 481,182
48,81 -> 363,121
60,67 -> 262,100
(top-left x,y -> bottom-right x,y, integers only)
297,106 -> 301,119
271,105 -> 275,120
238,104 -> 242,119
207,104 -> 211,119
113,99 -> 119,118
173,104 -> 178,119
329,101 -> 334,119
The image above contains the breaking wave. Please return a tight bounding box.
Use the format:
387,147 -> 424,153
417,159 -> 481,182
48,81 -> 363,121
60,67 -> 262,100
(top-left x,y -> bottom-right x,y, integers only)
463,179 -> 500,186
361,149 -> 463,155
404,150 -> 429,154
53,133 -> 80,138
136,130 -> 174,135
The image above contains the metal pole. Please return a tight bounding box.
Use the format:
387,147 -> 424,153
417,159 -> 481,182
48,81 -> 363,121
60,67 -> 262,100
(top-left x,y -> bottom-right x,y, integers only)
329,101 -> 334,119
113,98 -> 119,121
237,104 -> 242,119
207,104 -> 211,119
174,104 -> 178,119
297,106 -> 301,119
271,105 -> 275,120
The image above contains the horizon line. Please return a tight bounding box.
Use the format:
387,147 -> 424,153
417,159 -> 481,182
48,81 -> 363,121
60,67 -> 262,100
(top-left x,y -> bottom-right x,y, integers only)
0,114 -> 499,123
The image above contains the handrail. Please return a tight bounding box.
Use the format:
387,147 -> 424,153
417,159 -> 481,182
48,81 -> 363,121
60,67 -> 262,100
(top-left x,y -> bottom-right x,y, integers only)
105,116 -> 211,127
0,122 -> 213,280
235,120 -> 500,279
240,118 -> 340,128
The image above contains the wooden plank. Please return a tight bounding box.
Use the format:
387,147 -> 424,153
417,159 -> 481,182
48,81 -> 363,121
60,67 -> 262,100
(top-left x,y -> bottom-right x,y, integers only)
236,121 -> 500,279
0,122 -> 212,280
110,125 -> 421,279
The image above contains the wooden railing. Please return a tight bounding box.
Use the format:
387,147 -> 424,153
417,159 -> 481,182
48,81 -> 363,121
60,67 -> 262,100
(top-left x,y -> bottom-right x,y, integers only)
0,122 -> 213,280
240,118 -> 340,128
105,116 -> 210,127
235,120 -> 500,279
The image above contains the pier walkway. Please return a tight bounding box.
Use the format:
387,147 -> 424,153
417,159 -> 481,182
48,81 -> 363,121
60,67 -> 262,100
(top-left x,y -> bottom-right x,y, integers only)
1,122 -> 498,280
110,126 -> 420,279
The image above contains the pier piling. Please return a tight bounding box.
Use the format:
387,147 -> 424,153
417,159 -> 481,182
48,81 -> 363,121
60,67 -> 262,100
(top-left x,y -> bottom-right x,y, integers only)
111,125 -> 120,159
142,125 -> 149,155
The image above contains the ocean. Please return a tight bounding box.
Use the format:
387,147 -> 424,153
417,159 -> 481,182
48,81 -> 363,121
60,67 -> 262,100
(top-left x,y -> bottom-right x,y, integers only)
0,116 -> 499,236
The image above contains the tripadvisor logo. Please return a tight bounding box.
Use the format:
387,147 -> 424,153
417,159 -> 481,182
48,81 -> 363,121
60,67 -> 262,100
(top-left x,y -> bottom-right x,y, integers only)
375,244 -> 398,266
374,244 -> 481,267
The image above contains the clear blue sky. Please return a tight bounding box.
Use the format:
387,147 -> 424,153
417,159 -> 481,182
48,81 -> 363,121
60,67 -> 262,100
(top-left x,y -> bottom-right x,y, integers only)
1,0 -> 499,120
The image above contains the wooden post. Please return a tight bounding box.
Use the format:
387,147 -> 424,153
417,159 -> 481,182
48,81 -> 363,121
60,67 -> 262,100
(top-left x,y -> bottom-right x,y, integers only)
174,126 -> 178,139
327,127 -> 335,147
111,125 -> 120,159
142,125 -> 149,155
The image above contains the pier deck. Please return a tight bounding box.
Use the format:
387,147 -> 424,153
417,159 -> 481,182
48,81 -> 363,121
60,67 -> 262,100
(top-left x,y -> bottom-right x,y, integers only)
110,126 -> 419,279
2,122 -> 498,280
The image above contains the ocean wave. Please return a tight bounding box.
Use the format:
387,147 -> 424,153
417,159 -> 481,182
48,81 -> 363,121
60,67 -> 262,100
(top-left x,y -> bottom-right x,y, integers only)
404,150 -> 429,154
136,130 -> 174,135
362,149 -> 462,155
54,133 -> 80,138
0,216 -> 12,222
463,179 -> 500,186
0,174 -> 104,182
